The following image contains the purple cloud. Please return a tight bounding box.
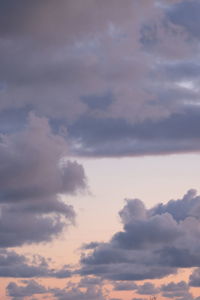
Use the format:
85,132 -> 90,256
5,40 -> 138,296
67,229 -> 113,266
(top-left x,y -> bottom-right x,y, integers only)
79,190 -> 200,281
0,113 -> 87,247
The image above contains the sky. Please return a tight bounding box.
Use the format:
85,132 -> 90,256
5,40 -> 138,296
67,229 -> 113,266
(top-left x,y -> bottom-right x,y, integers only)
1,0 -> 200,299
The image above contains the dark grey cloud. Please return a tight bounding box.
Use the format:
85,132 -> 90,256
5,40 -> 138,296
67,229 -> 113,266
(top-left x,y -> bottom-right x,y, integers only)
81,242 -> 101,250
7,280 -> 47,300
0,249 -> 72,279
50,285 -> 108,300
161,281 -> 192,299
0,0 -> 138,41
7,279 -> 108,300
0,0 -> 44,38
0,107 -> 29,134
112,210 -> 181,250
0,0 -> 152,122
0,112 -> 87,247
161,61 -> 200,82
82,91 -> 114,111
140,23 -> 159,49
150,189 -> 200,221
69,107 -> 200,157
166,0 -> 200,40
79,190 -> 200,281
79,276 -> 103,287
43,276 -> 111,300
53,266 -> 73,279
113,282 -> 137,291
0,0 -> 200,158
189,268 -> 200,287
136,282 -> 159,295
80,258 -> 175,281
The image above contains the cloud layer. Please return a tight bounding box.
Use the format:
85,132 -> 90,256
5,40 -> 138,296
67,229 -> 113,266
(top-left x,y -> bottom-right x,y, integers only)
7,278 -> 109,300
1,1 -> 200,156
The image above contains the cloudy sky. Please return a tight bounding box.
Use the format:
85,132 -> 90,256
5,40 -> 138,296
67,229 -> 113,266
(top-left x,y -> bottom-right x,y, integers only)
1,0 -> 200,299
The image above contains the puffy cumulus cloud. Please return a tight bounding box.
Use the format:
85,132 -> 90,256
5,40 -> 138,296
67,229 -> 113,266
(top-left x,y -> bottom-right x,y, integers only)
81,242 -> 101,250
7,279 -> 110,300
79,190 -> 200,281
0,250 -> 49,278
50,277 -> 118,300
160,281 -> 199,300
160,281 -> 192,299
132,287 -> 199,300
6,280 -> 47,299
136,282 -> 159,295
51,286 -> 108,300
0,249 -> 72,278
0,112 -> 87,247
113,282 -> 157,299
79,276 -> 103,287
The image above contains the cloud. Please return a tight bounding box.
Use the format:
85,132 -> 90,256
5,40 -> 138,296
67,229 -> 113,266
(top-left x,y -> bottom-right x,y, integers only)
79,276 -> 103,287
0,0 -> 157,122
82,91 -> 114,111
43,277 -> 109,300
7,280 -> 47,300
160,281 -> 192,299
166,0 -> 200,40
51,287 -> 108,300
81,242 -> 101,250
0,249 -> 72,278
189,268 -> 200,287
0,1 -> 200,157
0,112 -> 87,247
69,107 -> 200,157
3,1 -> 200,298
113,282 -> 137,291
136,282 -> 159,295
0,0 -> 142,41
79,190 -> 200,281
7,279 -> 109,300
